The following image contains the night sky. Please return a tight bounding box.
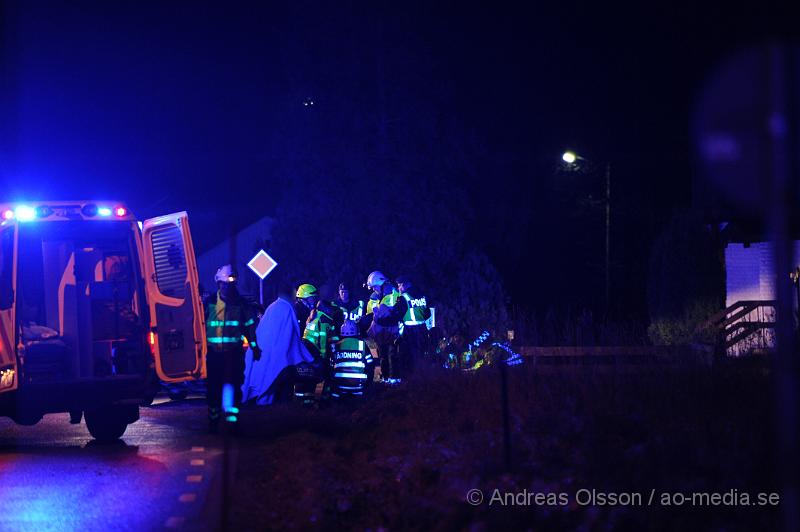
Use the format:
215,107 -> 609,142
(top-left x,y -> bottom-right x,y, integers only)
1,0 -> 795,314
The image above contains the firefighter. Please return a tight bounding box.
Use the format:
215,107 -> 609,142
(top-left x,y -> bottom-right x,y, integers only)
396,275 -> 431,373
336,282 -> 365,324
364,271 -> 408,383
330,319 -> 373,400
296,284 -> 340,358
294,283 -> 338,404
205,264 -> 260,433
293,284 -> 312,328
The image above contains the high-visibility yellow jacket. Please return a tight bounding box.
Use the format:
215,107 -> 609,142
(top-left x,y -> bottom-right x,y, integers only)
401,290 -> 430,326
303,301 -> 338,358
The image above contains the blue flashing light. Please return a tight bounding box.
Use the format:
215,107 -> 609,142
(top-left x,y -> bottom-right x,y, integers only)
98,207 -> 112,217
15,205 -> 36,222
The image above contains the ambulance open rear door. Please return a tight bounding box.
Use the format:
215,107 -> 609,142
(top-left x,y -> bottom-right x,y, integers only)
0,223 -> 18,393
141,212 -> 207,382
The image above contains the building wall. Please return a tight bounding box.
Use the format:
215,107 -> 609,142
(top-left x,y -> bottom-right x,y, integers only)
196,216 -> 273,299
725,241 -> 800,307
724,241 -> 800,355
725,243 -> 764,306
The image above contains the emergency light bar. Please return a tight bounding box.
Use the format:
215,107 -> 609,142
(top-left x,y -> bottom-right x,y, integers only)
14,205 -> 35,222
0,202 -> 133,222
35,205 -> 53,218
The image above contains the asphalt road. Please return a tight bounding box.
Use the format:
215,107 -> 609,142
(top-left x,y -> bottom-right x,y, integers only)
0,396 -> 227,532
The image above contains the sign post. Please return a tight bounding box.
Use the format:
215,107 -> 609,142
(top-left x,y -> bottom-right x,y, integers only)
247,249 -> 278,306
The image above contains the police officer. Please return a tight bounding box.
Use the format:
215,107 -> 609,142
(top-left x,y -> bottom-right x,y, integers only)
396,275 -> 431,373
364,271 -> 408,383
330,319 -> 374,399
336,283 -> 365,323
205,264 -> 259,432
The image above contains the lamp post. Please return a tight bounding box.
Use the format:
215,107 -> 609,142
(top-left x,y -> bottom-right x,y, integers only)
562,151 -> 612,312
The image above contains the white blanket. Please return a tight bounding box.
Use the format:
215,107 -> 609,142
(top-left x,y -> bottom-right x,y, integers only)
242,296 -> 313,405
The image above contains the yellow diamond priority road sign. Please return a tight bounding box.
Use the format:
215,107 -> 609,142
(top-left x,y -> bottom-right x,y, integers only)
247,249 -> 278,280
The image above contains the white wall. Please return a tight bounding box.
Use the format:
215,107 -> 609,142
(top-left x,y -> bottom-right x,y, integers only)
725,241 -> 800,307
725,243 -> 764,306
724,240 -> 800,355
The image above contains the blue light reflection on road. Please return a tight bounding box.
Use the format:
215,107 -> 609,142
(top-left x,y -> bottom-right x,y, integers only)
0,403 -> 217,532
0,449 -> 170,531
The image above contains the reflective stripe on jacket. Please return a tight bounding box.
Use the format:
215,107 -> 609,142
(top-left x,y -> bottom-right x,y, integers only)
338,299 -> 365,322
330,337 -> 372,396
401,292 -> 430,326
303,306 -> 336,358
366,294 -> 380,315
205,292 -> 258,352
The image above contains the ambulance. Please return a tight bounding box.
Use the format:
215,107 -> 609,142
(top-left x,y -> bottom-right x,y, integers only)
0,201 -> 206,441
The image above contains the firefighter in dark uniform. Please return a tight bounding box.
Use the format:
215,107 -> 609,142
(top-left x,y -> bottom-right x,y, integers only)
205,264 -> 259,432
396,275 -> 431,373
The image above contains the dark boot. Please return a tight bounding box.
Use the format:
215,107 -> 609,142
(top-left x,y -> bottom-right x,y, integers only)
208,407 -> 221,434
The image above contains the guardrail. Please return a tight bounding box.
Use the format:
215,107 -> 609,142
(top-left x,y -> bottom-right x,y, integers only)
514,345 -> 712,365
519,346 -> 679,357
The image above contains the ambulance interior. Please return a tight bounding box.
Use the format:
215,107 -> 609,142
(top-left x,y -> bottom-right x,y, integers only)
17,221 -> 145,384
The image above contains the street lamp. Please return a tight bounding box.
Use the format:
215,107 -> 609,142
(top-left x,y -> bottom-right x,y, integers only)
561,150 -> 612,312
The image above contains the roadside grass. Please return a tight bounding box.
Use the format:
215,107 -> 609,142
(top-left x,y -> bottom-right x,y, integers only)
230,359 -> 777,531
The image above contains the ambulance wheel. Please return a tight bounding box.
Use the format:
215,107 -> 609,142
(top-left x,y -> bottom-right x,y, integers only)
85,405 -> 136,442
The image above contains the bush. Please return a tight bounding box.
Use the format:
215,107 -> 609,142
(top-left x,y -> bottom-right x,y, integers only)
647,299 -> 721,346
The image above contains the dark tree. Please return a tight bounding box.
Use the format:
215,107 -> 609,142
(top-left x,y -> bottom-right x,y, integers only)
646,211 -> 725,345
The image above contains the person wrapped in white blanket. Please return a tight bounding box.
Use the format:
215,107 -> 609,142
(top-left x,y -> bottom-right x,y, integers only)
242,282 -> 314,405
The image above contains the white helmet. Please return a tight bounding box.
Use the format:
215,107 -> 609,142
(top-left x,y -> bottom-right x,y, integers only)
341,319 -> 358,337
214,264 -> 237,283
366,271 -> 388,289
